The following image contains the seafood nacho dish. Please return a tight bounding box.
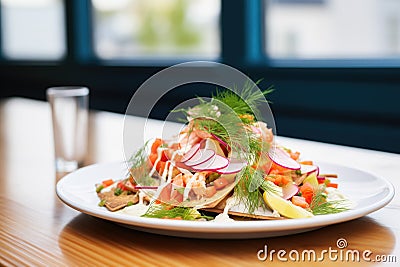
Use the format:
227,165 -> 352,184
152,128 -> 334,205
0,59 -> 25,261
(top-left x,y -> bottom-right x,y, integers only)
96,86 -> 352,222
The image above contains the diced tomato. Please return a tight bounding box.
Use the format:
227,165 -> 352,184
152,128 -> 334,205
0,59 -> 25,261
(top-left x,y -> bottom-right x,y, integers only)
290,151 -> 300,160
151,138 -> 163,154
156,161 -> 167,175
272,175 -> 291,187
214,178 -> 229,190
129,175 -> 136,186
101,179 -> 114,187
268,162 -> 291,175
300,182 -> 315,204
151,151 -> 168,163
265,176 -> 276,183
117,181 -> 129,191
292,196 -> 310,209
149,153 -> 158,165
161,151 -> 169,162
205,186 -> 217,198
326,183 -> 338,189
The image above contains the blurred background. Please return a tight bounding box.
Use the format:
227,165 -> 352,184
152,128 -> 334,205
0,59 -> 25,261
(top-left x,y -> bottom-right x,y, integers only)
0,0 -> 399,153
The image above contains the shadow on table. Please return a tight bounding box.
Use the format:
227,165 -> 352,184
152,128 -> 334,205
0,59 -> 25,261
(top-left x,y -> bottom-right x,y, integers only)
58,214 -> 395,266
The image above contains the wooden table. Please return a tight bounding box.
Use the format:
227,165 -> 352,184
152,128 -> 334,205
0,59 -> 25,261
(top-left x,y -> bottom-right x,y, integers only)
1,98 -> 399,266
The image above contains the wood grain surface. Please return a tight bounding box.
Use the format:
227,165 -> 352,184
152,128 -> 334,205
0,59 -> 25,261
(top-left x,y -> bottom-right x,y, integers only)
0,98 -> 399,266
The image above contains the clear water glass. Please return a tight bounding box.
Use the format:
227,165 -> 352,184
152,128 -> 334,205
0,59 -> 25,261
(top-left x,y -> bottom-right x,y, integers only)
47,86 -> 89,172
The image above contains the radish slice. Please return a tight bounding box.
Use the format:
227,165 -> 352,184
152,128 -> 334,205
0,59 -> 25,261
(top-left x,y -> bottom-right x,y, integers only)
217,159 -> 247,174
282,183 -> 299,200
300,164 -> 318,175
134,186 -> 159,190
268,147 -> 301,170
210,133 -> 229,149
191,155 -> 229,171
185,149 -> 215,167
180,143 -> 201,163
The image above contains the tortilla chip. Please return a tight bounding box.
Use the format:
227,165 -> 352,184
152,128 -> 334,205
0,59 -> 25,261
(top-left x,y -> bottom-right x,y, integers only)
98,191 -> 139,212
201,195 -> 285,220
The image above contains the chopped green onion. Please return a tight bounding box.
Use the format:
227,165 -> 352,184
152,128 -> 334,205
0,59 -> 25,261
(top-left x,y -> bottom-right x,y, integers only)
96,185 -> 104,193
114,188 -> 123,196
98,199 -> 106,207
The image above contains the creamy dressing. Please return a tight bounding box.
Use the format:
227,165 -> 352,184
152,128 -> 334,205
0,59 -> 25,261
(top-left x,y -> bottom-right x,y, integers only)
166,150 -> 180,183
118,202 -> 148,217
272,210 -> 281,218
118,191 -> 149,217
183,172 -> 200,200
229,200 -> 276,217
149,147 -> 168,177
213,196 -> 235,222
177,167 -> 193,177
99,181 -> 119,193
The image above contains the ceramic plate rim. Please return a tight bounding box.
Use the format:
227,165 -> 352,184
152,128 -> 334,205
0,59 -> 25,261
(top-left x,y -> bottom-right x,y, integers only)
56,161 -> 395,236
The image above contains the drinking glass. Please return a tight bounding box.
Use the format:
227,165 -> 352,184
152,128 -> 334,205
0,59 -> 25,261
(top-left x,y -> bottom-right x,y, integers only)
47,86 -> 89,172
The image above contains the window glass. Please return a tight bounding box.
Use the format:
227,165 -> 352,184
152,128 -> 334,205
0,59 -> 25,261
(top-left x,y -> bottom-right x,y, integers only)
92,0 -> 221,59
265,0 -> 400,59
0,0 -> 65,60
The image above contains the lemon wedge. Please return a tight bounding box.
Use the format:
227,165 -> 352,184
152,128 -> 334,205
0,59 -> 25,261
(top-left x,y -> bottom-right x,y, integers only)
263,191 -> 314,219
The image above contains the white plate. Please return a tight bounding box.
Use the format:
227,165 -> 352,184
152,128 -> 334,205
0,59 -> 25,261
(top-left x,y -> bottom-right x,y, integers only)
56,161 -> 394,239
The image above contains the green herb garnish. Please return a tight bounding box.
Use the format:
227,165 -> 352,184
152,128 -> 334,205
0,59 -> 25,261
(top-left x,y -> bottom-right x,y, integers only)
114,187 -> 123,196
310,187 -> 349,215
213,80 -> 273,118
128,141 -> 158,187
98,199 -> 106,207
142,203 -> 212,220
96,184 -> 104,193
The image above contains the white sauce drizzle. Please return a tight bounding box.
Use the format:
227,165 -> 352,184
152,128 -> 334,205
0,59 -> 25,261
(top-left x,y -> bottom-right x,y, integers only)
213,196 -> 235,222
118,191 -> 149,216
161,161 -> 170,182
99,181 -> 119,193
166,150 -> 180,183
149,147 -> 168,177
183,172 -> 200,200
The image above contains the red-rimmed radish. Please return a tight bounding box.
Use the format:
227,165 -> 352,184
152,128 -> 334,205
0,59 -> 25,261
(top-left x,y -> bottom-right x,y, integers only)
180,143 -> 201,163
300,164 -> 319,175
268,147 -> 301,170
217,159 -> 247,174
191,154 -> 229,171
185,149 -> 215,167
211,133 -> 229,149
134,186 -> 159,190
282,183 -> 299,200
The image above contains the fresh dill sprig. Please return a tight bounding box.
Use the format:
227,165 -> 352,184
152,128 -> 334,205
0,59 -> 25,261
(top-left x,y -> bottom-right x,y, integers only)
234,167 -> 265,213
213,80 -> 273,118
142,202 -> 213,220
128,140 -> 150,169
128,141 -> 157,186
310,187 -> 349,215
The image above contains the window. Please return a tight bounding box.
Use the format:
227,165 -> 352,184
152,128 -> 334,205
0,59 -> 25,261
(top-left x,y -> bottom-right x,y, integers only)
92,0 -> 221,59
0,0 -> 65,60
265,0 -> 400,59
